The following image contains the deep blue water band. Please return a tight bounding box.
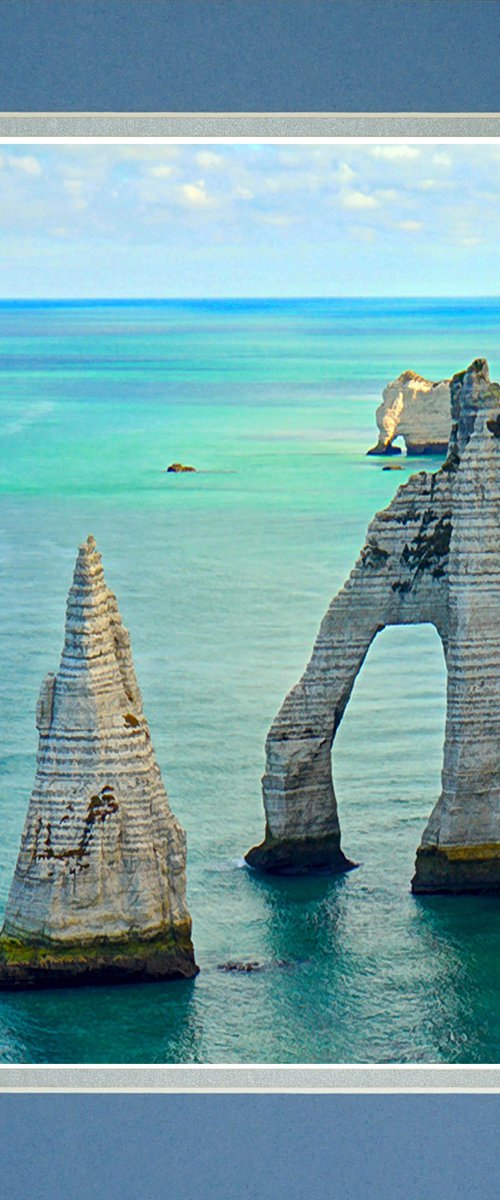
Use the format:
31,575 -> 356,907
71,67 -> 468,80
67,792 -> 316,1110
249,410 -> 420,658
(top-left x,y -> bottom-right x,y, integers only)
1,1 -> 500,114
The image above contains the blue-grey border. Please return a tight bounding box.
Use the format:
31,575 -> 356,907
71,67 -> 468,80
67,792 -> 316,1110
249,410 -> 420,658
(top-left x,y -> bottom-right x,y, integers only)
0,110 -> 498,1090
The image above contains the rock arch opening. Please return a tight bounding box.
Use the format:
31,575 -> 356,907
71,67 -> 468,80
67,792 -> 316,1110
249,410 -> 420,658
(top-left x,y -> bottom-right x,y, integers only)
332,623 -> 446,871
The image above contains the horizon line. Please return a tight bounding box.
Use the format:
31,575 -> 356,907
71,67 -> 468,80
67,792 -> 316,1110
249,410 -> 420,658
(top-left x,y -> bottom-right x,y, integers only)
0,294 -> 499,303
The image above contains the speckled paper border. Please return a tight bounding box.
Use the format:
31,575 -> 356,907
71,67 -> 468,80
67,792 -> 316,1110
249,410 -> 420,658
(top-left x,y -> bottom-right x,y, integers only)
0,1066 -> 498,1090
1,113 -> 500,137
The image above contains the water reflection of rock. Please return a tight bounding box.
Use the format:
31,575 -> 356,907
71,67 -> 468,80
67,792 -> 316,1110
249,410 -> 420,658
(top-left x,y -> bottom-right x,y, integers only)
248,870 -> 350,966
0,974 -> 202,1064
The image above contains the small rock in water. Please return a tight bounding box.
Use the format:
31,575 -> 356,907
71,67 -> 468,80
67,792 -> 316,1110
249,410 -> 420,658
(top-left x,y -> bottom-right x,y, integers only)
166,462 -> 196,473
218,959 -> 294,974
218,960 -> 263,973
382,464 -> 403,471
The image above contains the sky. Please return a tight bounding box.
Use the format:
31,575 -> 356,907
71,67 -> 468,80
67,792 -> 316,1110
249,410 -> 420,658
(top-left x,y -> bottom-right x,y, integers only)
0,140 -> 500,298
0,1093 -> 498,1200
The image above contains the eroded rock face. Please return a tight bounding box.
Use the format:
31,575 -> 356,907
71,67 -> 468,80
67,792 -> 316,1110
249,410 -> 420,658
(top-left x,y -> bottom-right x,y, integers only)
247,359 -> 500,893
367,369 -> 451,456
0,536 -> 198,988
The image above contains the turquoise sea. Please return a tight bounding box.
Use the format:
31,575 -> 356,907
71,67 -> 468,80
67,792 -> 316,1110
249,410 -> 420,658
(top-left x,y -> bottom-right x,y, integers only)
0,297 -> 499,1064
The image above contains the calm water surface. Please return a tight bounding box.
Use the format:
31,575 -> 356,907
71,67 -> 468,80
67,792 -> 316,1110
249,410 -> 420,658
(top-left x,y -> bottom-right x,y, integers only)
0,297 -> 499,1063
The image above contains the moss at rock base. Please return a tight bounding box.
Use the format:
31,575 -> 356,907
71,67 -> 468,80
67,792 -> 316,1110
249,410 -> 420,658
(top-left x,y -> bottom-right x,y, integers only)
245,833 -> 357,876
412,845 -> 500,894
0,924 -> 198,990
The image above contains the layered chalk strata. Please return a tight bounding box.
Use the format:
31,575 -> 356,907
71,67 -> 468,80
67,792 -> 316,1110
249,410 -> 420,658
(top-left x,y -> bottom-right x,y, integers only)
0,536 -> 197,988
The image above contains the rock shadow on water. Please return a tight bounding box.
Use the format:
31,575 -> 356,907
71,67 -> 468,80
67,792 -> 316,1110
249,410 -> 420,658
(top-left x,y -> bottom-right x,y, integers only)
244,864 -> 352,966
412,889 -> 500,942
405,894 -> 500,1060
0,971 -> 202,1064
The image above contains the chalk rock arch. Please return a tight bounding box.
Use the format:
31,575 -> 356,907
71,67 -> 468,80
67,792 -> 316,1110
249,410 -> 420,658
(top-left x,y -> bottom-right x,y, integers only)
367,369 -> 451,456
247,359 -> 500,893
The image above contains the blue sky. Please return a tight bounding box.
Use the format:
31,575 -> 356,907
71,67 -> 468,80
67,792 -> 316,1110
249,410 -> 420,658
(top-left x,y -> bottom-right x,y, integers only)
1,141 -> 499,297
0,1094 -> 498,1200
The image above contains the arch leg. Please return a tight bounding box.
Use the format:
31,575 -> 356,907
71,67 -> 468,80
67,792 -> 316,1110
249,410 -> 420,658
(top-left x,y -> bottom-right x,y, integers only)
246,580 -> 384,874
246,464 -> 452,875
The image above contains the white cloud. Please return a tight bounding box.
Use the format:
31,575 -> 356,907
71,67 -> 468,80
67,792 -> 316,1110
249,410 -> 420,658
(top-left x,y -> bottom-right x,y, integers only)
351,226 -> 376,243
149,165 -> 174,178
376,188 -> 399,202
264,176 -> 282,193
62,178 -> 88,210
264,170 -> 323,196
433,152 -> 452,167
180,181 -> 214,208
399,220 -> 423,232
235,185 -> 253,200
196,151 -> 223,170
342,190 -> 378,210
113,146 -> 179,163
338,162 -> 355,184
258,213 -> 297,227
9,155 -> 42,176
371,145 -> 419,161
